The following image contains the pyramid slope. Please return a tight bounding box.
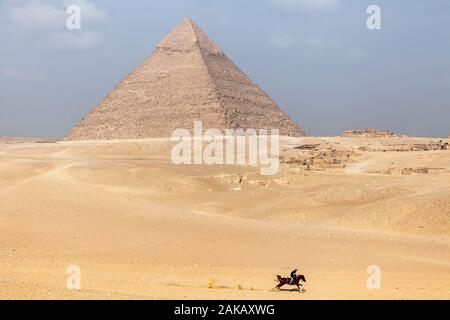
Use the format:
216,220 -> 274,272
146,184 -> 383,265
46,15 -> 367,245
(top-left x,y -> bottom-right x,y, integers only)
66,19 -> 304,140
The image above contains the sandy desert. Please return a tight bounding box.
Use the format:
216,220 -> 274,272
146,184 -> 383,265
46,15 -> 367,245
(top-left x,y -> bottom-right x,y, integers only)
1,135 -> 449,299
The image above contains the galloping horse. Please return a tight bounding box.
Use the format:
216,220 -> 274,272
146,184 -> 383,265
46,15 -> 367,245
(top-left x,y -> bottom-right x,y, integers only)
274,274 -> 306,291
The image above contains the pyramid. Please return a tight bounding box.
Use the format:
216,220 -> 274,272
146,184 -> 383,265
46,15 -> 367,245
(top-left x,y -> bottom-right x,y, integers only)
65,19 -> 304,140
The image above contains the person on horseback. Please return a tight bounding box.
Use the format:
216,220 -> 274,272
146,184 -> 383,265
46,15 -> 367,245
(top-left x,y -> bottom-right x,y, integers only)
290,269 -> 298,284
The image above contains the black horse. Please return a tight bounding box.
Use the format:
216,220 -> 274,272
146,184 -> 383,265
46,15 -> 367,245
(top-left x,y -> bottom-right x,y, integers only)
274,274 -> 306,292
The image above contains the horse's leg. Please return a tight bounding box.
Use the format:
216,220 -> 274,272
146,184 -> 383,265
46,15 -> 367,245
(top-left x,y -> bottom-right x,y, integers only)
276,283 -> 285,290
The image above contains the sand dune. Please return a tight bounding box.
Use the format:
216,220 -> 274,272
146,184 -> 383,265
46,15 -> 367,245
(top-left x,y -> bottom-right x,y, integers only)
0,137 -> 449,299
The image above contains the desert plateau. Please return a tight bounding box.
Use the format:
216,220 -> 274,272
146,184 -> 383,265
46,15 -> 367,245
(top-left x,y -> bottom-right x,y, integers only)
1,135 -> 449,299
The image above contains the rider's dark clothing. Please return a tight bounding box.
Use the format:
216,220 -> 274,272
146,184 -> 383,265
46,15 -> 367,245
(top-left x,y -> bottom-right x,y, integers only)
290,270 -> 298,284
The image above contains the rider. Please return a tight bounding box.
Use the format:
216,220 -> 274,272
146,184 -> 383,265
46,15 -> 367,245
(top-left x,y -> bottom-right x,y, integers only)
290,269 -> 298,284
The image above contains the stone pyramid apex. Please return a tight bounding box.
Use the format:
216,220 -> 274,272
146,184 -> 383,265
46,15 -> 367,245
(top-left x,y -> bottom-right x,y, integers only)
181,17 -> 194,24
156,18 -> 223,55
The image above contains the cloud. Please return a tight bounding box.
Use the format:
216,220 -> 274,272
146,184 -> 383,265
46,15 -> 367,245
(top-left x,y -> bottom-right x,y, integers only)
67,0 -> 107,23
268,34 -> 302,48
301,37 -> 339,49
268,0 -> 340,11
268,34 -> 338,49
7,0 -> 106,50
10,0 -> 106,29
10,1 -> 65,29
196,7 -> 233,25
1,67 -> 46,81
45,30 -> 103,50
339,49 -> 367,64
268,34 -> 366,64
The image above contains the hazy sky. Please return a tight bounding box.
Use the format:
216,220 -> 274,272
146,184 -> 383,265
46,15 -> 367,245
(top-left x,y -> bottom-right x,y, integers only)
0,0 -> 449,138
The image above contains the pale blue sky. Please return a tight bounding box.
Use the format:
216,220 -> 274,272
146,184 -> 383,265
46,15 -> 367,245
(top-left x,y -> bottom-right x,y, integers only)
0,0 -> 449,138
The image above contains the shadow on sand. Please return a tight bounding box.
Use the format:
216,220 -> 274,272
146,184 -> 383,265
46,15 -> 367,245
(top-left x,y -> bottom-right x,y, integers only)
273,288 -> 306,293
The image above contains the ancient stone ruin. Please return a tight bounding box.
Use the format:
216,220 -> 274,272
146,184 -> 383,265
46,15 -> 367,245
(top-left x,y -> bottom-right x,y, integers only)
401,168 -> 429,175
66,18 -> 304,140
361,140 -> 448,152
342,129 -> 404,138
281,142 -> 356,171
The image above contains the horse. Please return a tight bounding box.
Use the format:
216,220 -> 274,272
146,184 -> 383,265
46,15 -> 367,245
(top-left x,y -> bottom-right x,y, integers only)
274,274 -> 306,292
